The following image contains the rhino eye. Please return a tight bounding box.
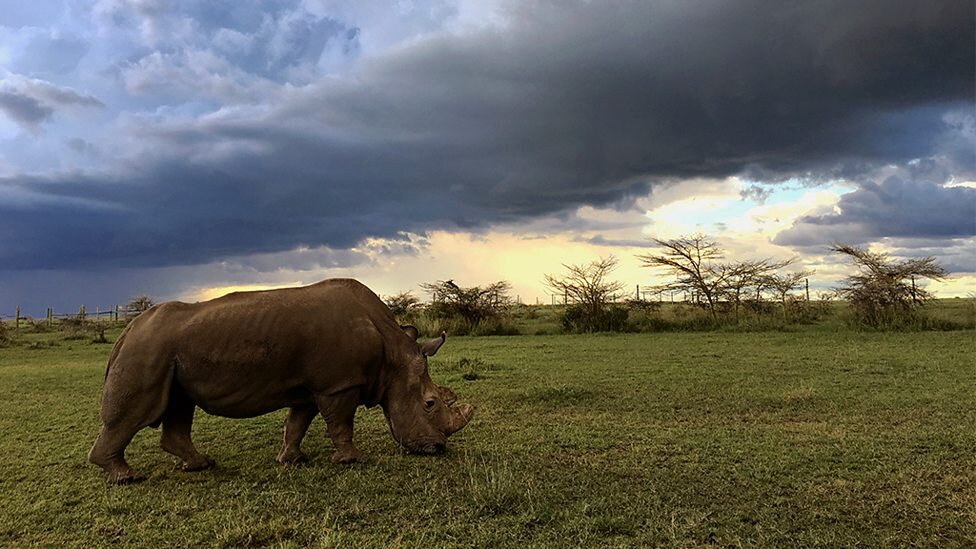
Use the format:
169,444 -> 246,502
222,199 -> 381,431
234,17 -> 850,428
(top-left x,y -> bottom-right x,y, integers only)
424,398 -> 436,410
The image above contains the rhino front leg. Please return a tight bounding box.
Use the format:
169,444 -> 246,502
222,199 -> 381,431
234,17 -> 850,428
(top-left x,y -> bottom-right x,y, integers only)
160,385 -> 214,472
315,388 -> 363,464
277,404 -> 317,464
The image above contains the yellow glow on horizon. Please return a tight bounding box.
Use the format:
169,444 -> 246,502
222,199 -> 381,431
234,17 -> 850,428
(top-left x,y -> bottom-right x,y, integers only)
195,282 -> 304,302
175,180 -> 974,304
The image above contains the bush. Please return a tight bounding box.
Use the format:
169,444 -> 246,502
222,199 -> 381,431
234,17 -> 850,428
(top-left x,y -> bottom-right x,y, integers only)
409,310 -> 521,337
0,322 -> 11,347
831,244 -> 948,329
127,295 -> 156,316
560,304 -> 630,333
384,291 -> 421,321
60,316 -> 110,343
840,306 -> 968,331
422,280 -> 512,325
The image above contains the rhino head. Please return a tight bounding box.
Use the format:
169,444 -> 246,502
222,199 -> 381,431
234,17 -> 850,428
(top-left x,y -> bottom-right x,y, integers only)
381,328 -> 475,454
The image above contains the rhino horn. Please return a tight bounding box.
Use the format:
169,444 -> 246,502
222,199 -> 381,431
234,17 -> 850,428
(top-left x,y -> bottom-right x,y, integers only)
420,331 -> 446,357
443,404 -> 475,436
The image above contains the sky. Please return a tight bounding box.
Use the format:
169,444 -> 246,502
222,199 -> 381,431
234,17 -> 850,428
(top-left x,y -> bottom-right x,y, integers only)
0,0 -> 973,316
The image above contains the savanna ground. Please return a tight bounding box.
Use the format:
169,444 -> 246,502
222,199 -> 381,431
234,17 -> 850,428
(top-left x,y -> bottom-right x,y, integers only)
0,310 -> 974,547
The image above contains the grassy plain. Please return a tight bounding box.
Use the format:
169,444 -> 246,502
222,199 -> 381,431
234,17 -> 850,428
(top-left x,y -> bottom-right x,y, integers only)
0,326 -> 974,547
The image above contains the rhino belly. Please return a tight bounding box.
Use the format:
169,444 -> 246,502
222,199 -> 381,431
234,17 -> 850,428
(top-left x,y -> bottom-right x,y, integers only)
175,356 -> 315,418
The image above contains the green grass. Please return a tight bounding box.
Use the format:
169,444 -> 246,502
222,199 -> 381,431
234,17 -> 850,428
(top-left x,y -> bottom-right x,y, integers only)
1,328 -> 974,546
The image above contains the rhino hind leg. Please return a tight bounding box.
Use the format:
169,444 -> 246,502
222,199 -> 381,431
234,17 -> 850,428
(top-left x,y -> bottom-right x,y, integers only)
276,405 -> 317,464
160,384 -> 214,472
315,388 -> 363,464
89,354 -> 176,484
88,426 -> 146,484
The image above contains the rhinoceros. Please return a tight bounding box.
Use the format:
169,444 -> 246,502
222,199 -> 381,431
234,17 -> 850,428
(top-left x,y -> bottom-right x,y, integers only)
88,278 -> 475,484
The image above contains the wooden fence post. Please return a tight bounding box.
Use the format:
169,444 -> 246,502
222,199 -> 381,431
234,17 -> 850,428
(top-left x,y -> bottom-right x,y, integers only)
805,278 -> 810,302
47,308 -> 52,326
15,306 -> 20,330
79,305 -> 86,319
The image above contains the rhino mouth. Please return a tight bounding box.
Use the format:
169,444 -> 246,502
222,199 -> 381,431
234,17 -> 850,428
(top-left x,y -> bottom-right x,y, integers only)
412,441 -> 447,455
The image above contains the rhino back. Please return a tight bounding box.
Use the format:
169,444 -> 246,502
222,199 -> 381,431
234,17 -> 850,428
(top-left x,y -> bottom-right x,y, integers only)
140,281 -> 393,417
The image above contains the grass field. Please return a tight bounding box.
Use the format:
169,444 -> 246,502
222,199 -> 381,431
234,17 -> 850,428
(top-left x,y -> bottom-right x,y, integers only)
0,327 -> 974,546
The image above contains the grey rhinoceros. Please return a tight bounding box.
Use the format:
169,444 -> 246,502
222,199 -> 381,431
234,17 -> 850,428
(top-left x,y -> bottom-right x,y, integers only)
88,278 -> 475,484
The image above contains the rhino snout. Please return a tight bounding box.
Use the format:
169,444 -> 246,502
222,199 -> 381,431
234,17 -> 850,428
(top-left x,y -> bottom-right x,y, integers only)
420,442 -> 446,455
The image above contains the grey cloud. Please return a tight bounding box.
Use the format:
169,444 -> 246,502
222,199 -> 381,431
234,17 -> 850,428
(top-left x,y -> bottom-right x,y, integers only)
775,177 -> 976,247
65,137 -> 98,155
1,0 -> 973,271
740,185 -> 773,205
582,236 -> 658,249
0,91 -> 53,128
881,239 -> 976,273
0,75 -> 103,129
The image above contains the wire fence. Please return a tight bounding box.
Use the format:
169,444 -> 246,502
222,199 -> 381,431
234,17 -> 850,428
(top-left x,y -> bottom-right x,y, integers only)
1,305 -> 142,329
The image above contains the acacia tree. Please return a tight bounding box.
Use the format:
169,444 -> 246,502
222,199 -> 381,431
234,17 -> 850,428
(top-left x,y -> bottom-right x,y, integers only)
763,270 -> 813,318
637,234 -> 730,318
420,280 -> 512,324
383,291 -> 421,319
830,244 -> 948,326
126,295 -> 156,316
639,234 -> 798,321
721,259 -> 793,319
544,256 -> 626,331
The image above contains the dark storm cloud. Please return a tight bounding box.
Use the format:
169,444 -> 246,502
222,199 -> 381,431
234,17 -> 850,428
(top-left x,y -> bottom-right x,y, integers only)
775,177 -> 976,247
3,0 -> 973,270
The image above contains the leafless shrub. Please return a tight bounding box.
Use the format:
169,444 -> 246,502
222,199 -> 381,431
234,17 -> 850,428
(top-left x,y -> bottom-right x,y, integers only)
830,244 -> 948,328
126,295 -> 156,316
544,256 -> 628,332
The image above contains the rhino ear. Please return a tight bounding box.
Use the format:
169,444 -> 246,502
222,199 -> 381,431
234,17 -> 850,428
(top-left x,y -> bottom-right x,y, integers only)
400,325 -> 420,341
421,331 -> 447,357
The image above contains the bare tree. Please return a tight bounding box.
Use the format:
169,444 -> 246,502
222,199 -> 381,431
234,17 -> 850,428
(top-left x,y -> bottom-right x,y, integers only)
126,295 -> 156,316
637,235 -> 729,318
721,259 -> 793,320
544,256 -> 627,332
763,270 -> 813,317
830,244 -> 948,326
544,256 -> 625,317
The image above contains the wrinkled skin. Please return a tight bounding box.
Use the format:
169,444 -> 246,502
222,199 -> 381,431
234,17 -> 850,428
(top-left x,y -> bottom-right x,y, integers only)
88,278 -> 475,484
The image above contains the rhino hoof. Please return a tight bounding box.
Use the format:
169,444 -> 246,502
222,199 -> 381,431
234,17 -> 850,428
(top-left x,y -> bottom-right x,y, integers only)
332,449 -> 362,465
276,450 -> 309,465
108,470 -> 146,485
181,455 -> 215,472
